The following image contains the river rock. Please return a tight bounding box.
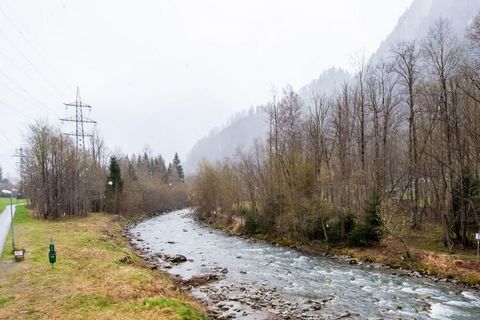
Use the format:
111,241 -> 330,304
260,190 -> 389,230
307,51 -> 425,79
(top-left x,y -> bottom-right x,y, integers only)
218,267 -> 228,274
165,254 -> 187,263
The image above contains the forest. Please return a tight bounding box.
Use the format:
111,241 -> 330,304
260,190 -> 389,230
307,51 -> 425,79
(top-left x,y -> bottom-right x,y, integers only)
193,17 -> 480,249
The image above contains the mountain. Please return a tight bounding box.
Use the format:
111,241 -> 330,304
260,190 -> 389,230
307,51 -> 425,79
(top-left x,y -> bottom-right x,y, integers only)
373,0 -> 480,60
184,68 -> 350,172
184,107 -> 268,172
185,0 -> 480,173
297,67 -> 351,103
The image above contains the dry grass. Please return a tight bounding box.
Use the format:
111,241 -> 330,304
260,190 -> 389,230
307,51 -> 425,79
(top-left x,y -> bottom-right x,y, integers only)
0,207 -> 207,320
337,217 -> 480,286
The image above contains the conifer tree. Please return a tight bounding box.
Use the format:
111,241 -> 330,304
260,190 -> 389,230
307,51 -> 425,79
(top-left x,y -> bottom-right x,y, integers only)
172,152 -> 185,182
106,156 -> 124,213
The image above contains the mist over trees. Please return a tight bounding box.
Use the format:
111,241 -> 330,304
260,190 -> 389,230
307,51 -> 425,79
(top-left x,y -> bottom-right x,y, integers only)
193,18 -> 480,248
186,0 -> 480,174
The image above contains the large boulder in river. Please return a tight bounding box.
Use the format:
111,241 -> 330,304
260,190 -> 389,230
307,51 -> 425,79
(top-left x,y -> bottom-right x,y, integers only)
165,254 -> 187,263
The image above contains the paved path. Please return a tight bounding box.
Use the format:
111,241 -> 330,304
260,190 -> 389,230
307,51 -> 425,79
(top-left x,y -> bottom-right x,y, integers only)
0,205 -> 16,254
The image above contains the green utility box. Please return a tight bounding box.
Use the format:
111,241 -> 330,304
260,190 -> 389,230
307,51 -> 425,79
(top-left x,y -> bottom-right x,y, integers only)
49,243 -> 56,266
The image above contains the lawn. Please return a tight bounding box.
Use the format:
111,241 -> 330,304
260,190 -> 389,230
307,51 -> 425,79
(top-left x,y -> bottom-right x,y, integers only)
0,208 -> 207,320
0,198 -> 28,213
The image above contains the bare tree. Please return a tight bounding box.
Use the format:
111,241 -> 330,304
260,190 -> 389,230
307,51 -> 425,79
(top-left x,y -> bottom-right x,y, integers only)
391,40 -> 422,228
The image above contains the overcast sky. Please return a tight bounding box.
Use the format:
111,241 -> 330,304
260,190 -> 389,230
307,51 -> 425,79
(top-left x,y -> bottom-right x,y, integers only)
0,0 -> 413,179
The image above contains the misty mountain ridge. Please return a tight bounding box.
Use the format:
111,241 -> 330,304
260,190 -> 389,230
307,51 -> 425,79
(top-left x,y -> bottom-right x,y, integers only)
184,68 -> 350,172
185,0 -> 480,172
373,0 -> 480,60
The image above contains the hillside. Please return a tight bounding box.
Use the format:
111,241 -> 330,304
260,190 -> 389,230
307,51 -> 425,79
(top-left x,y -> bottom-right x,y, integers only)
373,0 -> 480,60
184,68 -> 350,172
185,107 -> 268,172
185,0 -> 480,173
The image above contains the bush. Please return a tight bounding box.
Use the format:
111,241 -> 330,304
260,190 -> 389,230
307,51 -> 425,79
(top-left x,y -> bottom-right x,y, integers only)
325,212 -> 356,244
348,193 -> 383,247
244,213 -> 259,234
262,193 -> 284,232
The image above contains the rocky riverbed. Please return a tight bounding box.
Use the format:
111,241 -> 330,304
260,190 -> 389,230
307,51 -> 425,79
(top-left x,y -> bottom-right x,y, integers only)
127,209 -> 480,319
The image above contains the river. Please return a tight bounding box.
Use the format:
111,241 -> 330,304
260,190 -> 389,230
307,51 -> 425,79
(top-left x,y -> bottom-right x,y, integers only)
130,209 -> 480,319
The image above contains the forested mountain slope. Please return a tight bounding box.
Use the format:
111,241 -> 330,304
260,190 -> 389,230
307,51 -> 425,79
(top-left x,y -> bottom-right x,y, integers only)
185,0 -> 480,173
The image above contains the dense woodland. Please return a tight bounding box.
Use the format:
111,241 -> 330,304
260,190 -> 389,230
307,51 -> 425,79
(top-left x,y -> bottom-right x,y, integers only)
193,18 -> 480,248
21,122 -> 187,219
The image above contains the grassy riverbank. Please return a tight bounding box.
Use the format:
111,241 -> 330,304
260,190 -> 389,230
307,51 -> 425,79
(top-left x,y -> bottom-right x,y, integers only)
0,207 -> 207,320
210,215 -> 480,287
335,224 -> 480,286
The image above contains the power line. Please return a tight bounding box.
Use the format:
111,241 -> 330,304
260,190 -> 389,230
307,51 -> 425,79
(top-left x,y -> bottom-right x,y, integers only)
0,5 -> 73,93
0,26 -> 69,100
0,48 -> 64,102
0,127 -> 13,147
0,97 -> 31,119
0,68 -> 55,113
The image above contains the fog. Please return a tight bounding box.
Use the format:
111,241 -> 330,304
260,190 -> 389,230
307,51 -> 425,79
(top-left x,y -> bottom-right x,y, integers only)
0,0 -> 413,178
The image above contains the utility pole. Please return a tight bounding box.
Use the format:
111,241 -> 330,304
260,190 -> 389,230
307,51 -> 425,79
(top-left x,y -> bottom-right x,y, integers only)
60,87 -> 97,151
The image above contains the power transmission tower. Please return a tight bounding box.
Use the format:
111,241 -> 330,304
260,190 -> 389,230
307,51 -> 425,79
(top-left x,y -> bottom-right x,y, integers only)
13,147 -> 28,171
12,147 -> 29,195
60,87 -> 97,151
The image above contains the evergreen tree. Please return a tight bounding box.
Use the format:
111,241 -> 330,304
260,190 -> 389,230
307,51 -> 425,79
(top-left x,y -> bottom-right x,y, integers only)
172,152 -> 185,182
167,162 -> 179,184
105,156 -> 124,213
348,192 -> 384,246
153,156 -> 168,182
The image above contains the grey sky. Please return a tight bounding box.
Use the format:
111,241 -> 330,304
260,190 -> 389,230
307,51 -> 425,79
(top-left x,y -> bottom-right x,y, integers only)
0,0 -> 413,178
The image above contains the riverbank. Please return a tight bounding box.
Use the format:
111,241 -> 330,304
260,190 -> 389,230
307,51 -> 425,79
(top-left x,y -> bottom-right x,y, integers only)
128,209 -> 480,319
0,207 -> 207,319
202,214 -> 480,289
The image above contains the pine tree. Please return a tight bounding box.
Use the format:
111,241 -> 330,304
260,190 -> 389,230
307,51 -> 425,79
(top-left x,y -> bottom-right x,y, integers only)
172,152 -> 185,182
153,156 -> 168,182
105,156 -> 124,213
167,162 -> 179,184
348,192 -> 384,246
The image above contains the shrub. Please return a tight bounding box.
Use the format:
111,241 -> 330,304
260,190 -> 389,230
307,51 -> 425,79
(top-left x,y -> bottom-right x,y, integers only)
325,212 -> 356,244
244,213 -> 259,234
348,192 -> 383,247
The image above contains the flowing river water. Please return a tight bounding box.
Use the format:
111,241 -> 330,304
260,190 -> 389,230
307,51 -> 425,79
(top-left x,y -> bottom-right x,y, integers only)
130,209 -> 480,319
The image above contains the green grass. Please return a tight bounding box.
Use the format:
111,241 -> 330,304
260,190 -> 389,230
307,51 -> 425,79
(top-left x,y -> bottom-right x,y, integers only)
0,198 -> 12,213
1,205 -> 29,258
0,296 -> 14,307
142,298 -> 207,320
0,197 -> 28,213
0,209 -> 207,319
